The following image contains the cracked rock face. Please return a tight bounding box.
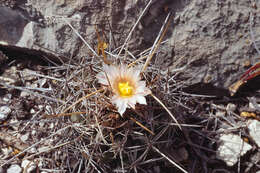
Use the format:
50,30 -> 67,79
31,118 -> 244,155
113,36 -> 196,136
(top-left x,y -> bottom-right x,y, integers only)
0,0 -> 140,58
0,0 -> 259,88
168,0 -> 260,88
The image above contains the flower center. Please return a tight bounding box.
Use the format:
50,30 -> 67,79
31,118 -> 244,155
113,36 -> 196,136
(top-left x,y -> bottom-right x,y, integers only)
118,81 -> 133,97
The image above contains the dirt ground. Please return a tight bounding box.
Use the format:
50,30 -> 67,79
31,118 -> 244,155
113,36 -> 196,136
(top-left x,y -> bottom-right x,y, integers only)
0,0 -> 260,173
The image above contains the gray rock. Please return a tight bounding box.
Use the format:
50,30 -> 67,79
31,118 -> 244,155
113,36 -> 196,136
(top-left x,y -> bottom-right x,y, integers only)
1,0 -> 259,89
27,147 -> 37,154
20,133 -> 29,143
216,133 -> 252,166
0,113 -> 8,121
0,0 -> 139,62
21,160 -> 36,173
3,94 -> 12,102
7,164 -> 22,173
248,120 -> 260,147
0,105 -> 11,120
226,103 -> 236,113
168,0 -> 260,88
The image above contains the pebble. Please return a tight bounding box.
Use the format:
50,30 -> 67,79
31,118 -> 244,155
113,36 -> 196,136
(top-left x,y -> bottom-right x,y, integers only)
27,147 -> 37,154
31,130 -> 37,136
20,133 -> 29,143
30,108 -> 36,114
0,106 -> 11,121
39,122 -> 45,128
20,91 -> 30,97
3,94 -> 12,102
21,160 -> 36,173
248,120 -> 260,147
216,133 -> 252,166
49,122 -> 54,129
7,164 -> 22,173
0,113 -> 8,121
226,103 -> 236,113
0,106 -> 11,114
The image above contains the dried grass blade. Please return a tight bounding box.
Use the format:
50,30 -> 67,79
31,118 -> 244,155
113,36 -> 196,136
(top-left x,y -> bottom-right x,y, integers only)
116,0 -> 153,59
142,12 -> 172,72
130,117 -> 155,135
63,88 -> 104,113
150,93 -> 182,130
152,146 -> 188,173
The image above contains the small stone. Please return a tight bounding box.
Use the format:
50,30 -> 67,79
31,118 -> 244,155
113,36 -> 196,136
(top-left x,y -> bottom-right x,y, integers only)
248,120 -> 260,147
3,94 -> 12,102
20,91 -> 30,97
20,133 -> 29,143
21,69 -> 37,81
217,133 -> 252,166
39,122 -> 45,128
31,130 -> 36,136
7,164 -> 22,173
30,108 -> 36,114
38,105 -> 44,109
21,160 -> 36,173
27,147 -> 37,154
0,106 -> 11,121
226,103 -> 236,113
49,122 -> 54,129
0,106 -> 11,115
0,113 -> 8,121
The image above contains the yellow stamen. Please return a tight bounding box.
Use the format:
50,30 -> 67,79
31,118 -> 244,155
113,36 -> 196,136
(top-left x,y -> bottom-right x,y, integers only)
118,82 -> 133,97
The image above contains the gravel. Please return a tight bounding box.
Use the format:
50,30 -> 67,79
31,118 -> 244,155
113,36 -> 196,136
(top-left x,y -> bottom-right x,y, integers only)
216,133 -> 252,166
0,105 -> 11,121
7,164 -> 22,173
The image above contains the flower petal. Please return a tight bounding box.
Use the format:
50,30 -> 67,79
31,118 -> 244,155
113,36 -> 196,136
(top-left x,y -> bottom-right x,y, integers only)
112,96 -> 128,116
118,101 -> 127,115
136,95 -> 147,105
127,97 -> 137,109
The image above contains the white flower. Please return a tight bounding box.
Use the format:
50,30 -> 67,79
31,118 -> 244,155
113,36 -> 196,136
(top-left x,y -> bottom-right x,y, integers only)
97,64 -> 151,116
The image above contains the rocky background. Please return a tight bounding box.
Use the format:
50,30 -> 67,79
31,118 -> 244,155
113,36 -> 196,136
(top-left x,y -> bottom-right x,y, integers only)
0,0 -> 260,172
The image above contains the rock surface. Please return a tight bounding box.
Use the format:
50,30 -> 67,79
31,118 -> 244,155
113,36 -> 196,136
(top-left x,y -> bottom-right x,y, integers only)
7,164 -> 22,173
0,105 -> 11,121
216,133 -> 252,166
248,120 -> 260,147
0,0 -> 259,89
168,0 -> 260,88
21,160 -> 36,173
